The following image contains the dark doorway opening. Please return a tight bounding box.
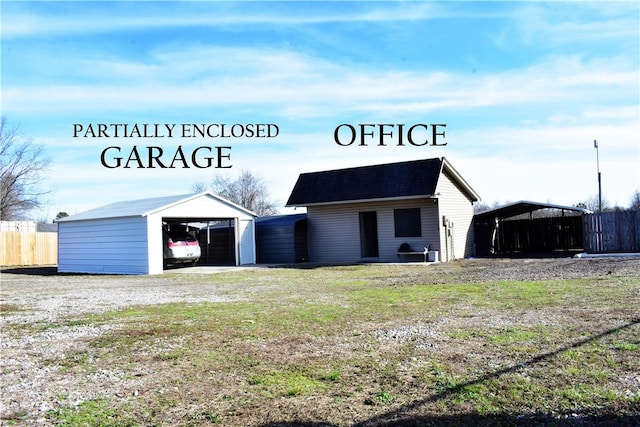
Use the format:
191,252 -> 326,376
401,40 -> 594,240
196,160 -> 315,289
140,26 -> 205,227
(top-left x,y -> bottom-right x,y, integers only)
294,218 -> 309,262
162,217 -> 237,267
359,211 -> 379,258
198,220 -> 236,266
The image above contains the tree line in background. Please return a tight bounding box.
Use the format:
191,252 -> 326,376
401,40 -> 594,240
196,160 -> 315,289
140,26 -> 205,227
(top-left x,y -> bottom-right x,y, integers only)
1,116 -> 638,221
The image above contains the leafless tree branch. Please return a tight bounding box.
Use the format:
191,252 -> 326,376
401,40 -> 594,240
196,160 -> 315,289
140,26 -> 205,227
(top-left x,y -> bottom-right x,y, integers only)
0,116 -> 51,220
195,170 -> 279,216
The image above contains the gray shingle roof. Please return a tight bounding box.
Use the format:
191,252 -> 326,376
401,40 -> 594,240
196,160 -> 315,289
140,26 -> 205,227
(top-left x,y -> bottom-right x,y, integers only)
286,158 -> 445,206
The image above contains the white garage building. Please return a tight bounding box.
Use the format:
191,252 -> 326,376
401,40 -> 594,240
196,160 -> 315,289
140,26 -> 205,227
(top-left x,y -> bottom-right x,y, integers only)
56,192 -> 257,275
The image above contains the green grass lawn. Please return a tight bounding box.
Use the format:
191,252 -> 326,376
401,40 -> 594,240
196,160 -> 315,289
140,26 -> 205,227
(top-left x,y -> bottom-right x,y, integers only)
14,263 -> 640,426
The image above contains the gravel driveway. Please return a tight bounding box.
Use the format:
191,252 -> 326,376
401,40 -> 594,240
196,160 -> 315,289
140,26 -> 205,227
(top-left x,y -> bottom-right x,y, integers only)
1,267 -> 247,424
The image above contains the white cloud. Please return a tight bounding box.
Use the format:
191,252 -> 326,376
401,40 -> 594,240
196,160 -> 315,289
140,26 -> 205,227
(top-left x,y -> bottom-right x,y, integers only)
1,2 -> 447,39
496,2 -> 638,49
5,47 -> 636,121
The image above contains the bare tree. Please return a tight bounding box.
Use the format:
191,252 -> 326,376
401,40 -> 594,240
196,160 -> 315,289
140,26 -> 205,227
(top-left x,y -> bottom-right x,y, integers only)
193,170 -> 279,216
0,117 -> 51,220
473,200 -> 505,214
473,202 -> 491,214
191,181 -> 207,194
55,211 -> 69,220
630,190 -> 640,210
581,194 -> 610,212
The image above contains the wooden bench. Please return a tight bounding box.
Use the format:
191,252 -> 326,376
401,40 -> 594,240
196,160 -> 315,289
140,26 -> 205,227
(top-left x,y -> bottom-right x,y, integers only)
396,243 -> 430,263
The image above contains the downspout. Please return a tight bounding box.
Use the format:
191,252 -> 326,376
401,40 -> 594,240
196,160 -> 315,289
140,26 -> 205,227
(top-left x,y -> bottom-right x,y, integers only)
442,215 -> 449,262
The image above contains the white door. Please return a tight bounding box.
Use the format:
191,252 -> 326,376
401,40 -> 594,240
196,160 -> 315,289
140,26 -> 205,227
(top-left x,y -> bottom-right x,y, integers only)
238,219 -> 256,265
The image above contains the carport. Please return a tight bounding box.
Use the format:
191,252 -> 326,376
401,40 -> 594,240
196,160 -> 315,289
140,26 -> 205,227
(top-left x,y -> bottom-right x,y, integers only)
474,201 -> 590,256
56,192 -> 257,275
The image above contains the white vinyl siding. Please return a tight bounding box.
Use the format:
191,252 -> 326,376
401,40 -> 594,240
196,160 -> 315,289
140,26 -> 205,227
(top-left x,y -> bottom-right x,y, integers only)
436,170 -> 476,260
58,216 -> 149,274
146,215 -> 164,275
307,199 -> 439,263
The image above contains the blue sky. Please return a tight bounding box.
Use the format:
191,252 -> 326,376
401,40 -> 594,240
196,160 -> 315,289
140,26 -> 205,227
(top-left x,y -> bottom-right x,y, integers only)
2,1 -> 639,220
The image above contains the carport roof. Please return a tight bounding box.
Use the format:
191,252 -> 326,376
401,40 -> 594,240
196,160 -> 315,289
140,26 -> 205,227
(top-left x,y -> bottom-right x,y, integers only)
474,200 -> 591,222
55,192 -> 257,222
256,213 -> 307,226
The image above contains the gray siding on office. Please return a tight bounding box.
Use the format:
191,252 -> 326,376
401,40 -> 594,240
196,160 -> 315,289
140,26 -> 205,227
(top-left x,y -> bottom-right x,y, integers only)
307,199 -> 439,264
436,170 -> 476,260
58,216 -> 149,274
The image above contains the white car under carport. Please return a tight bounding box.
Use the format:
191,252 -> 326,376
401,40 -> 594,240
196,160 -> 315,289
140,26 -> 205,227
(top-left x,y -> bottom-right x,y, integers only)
162,226 -> 201,267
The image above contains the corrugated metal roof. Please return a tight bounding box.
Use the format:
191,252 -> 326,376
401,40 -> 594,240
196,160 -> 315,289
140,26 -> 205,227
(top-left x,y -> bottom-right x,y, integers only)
255,213 -> 307,227
55,194 -> 195,222
55,192 -> 256,222
474,200 -> 591,222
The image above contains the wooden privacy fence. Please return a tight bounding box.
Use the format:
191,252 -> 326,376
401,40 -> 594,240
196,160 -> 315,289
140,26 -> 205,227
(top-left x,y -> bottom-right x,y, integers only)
583,210 -> 640,253
0,232 -> 58,266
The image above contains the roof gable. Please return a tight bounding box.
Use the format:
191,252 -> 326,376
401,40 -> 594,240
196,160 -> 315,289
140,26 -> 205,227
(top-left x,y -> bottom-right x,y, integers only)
56,192 -> 257,222
438,160 -> 481,203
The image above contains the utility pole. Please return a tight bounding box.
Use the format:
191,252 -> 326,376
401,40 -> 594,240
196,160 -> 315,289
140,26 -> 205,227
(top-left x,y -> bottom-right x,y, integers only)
594,139 -> 602,213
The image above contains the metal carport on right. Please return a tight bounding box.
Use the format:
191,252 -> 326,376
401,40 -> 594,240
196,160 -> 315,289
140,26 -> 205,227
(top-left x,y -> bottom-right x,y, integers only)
473,201 -> 590,257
